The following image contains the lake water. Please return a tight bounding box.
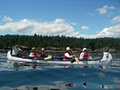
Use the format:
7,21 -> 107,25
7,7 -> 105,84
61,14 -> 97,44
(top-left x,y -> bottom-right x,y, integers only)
0,52 -> 120,90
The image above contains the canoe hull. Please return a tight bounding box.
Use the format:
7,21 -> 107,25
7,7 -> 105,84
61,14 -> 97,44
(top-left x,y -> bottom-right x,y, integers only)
7,51 -> 113,66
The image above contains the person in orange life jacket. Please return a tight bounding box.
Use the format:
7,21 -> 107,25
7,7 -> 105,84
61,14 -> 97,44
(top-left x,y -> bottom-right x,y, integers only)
29,47 -> 38,59
79,48 -> 89,60
40,48 -> 47,59
63,47 -> 75,61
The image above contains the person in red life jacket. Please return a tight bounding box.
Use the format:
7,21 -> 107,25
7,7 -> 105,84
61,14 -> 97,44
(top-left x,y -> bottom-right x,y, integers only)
63,47 -> 75,61
40,48 -> 47,59
29,47 -> 38,69
29,47 -> 38,59
79,48 -> 89,60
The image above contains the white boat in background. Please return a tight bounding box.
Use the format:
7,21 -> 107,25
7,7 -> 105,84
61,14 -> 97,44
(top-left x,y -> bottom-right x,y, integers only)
7,51 -> 113,67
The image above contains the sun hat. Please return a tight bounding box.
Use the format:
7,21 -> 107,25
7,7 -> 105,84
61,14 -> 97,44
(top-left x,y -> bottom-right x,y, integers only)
82,48 -> 87,51
66,47 -> 70,51
41,48 -> 45,51
32,47 -> 35,50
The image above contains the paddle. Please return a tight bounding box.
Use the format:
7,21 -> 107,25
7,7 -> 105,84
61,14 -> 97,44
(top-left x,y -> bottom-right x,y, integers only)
75,56 -> 79,62
71,54 -> 79,63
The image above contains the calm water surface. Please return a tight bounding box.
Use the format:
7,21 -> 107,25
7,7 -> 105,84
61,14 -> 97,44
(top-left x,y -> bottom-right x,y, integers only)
0,52 -> 120,90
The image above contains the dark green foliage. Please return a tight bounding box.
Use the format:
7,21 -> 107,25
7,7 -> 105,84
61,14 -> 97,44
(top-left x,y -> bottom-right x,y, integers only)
0,34 -> 120,51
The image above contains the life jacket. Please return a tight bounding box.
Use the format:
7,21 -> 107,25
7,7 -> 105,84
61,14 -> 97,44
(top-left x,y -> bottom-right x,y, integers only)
32,52 -> 38,59
63,52 -> 72,61
83,52 -> 88,60
40,52 -> 46,58
63,52 -> 68,60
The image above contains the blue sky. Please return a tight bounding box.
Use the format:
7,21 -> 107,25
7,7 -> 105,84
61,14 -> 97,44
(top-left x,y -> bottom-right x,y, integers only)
0,0 -> 120,38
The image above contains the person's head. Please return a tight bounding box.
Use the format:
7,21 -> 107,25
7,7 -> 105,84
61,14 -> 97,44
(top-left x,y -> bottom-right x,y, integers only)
15,44 -> 19,48
66,47 -> 71,52
41,48 -> 45,52
31,47 -> 35,51
82,48 -> 87,52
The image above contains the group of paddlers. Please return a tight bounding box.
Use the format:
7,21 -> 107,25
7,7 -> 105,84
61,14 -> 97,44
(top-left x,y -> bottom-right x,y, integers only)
11,44 -> 91,61
11,44 -> 48,59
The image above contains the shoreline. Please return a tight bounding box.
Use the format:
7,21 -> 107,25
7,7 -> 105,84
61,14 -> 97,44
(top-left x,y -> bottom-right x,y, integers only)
0,48 -> 120,53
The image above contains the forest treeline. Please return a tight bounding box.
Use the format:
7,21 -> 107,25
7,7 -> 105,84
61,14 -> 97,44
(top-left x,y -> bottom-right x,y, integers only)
0,34 -> 120,51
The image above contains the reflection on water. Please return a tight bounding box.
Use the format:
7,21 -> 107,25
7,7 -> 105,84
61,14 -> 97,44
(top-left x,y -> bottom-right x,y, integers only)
0,52 -> 120,90
97,72 -> 105,78
0,84 -> 68,90
100,85 -> 120,89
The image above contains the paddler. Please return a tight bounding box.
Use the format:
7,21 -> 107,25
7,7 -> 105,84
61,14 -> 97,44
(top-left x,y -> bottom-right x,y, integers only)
29,47 -> 38,69
40,48 -> 48,59
63,47 -> 75,61
29,47 -> 38,59
79,48 -> 89,60
11,44 -> 23,57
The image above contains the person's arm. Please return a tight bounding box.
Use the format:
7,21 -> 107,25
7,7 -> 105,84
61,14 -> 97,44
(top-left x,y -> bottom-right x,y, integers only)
79,53 -> 84,60
29,53 -> 33,57
18,47 -> 22,51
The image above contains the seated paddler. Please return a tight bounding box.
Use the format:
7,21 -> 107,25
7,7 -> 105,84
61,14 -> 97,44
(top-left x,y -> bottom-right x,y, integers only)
11,44 -> 23,57
29,47 -> 38,59
40,48 -> 48,59
63,47 -> 75,61
79,48 -> 92,60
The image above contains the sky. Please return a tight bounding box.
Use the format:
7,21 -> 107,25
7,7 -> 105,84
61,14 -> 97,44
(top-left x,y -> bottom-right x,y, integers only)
0,0 -> 120,38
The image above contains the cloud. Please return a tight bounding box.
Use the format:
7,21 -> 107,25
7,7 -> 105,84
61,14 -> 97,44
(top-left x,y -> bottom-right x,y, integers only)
94,16 -> 120,38
96,24 -> 120,38
81,26 -> 88,30
77,24 -> 120,38
0,18 -> 78,36
96,5 -> 115,16
0,16 -> 120,38
54,19 -> 65,23
3,16 -> 13,22
67,31 -> 80,38
112,16 -> 120,24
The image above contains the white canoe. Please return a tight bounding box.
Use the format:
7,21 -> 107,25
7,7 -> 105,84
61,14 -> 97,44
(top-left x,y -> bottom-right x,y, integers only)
7,51 -> 113,66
